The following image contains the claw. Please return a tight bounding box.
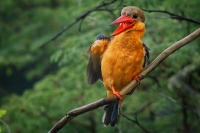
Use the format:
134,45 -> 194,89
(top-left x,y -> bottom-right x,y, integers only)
111,85 -> 123,101
133,75 -> 140,84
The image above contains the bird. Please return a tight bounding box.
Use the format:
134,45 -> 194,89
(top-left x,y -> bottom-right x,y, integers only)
87,6 -> 149,126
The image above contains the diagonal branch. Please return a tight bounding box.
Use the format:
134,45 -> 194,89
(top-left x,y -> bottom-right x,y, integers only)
48,28 -> 200,133
142,9 -> 200,25
120,28 -> 200,95
40,0 -> 121,48
48,98 -> 118,133
0,119 -> 11,133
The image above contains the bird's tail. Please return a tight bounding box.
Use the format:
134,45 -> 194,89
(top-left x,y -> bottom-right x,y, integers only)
102,102 -> 119,126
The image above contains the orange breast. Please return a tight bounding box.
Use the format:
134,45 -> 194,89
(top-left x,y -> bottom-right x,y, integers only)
101,31 -> 145,92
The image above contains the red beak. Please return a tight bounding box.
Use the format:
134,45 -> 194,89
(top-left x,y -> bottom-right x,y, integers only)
111,14 -> 136,36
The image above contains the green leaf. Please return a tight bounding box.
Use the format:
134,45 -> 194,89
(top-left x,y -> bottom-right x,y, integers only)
0,110 -> 7,118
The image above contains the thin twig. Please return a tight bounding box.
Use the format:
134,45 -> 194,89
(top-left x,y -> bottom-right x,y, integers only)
120,100 -> 153,132
48,28 -> 200,133
142,9 -> 200,25
120,112 -> 151,133
0,119 -> 11,133
41,6 -> 199,47
41,0 -> 121,48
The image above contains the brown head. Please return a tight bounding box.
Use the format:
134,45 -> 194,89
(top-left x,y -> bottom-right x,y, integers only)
111,6 -> 145,36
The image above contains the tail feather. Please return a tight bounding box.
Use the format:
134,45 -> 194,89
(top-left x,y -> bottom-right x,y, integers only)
102,103 -> 119,126
110,104 -> 118,126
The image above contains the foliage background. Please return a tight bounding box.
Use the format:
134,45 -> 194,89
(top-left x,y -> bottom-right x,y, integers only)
0,0 -> 199,132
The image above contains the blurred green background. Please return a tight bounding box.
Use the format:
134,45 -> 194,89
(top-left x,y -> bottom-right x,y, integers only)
0,0 -> 200,132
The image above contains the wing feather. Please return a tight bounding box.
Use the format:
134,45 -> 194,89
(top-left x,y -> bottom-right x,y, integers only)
87,34 -> 110,85
142,43 -> 150,67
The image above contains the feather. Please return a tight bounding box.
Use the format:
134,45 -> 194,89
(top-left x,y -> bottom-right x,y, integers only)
102,100 -> 119,126
87,34 -> 110,84
143,43 -> 150,67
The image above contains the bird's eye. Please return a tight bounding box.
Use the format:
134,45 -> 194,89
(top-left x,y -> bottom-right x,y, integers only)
133,14 -> 137,18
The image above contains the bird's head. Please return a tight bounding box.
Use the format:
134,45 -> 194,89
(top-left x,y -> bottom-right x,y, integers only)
111,6 -> 145,36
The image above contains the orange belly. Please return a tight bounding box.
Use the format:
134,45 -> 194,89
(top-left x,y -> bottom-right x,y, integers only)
101,33 -> 145,97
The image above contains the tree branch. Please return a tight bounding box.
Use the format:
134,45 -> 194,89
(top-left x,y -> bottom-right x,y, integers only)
40,0 -> 121,48
142,9 -> 200,25
41,5 -> 199,48
0,119 -> 11,133
48,98 -> 118,133
120,112 -> 151,133
48,28 -> 200,133
120,100 -> 153,133
120,28 -> 200,96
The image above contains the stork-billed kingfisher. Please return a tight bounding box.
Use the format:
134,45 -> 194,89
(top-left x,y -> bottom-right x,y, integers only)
87,6 -> 149,126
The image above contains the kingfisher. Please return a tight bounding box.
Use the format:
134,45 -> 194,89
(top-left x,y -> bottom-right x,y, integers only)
87,6 -> 149,126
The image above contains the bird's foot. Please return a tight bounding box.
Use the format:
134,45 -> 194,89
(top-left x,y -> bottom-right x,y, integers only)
133,75 -> 141,84
111,85 -> 123,101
